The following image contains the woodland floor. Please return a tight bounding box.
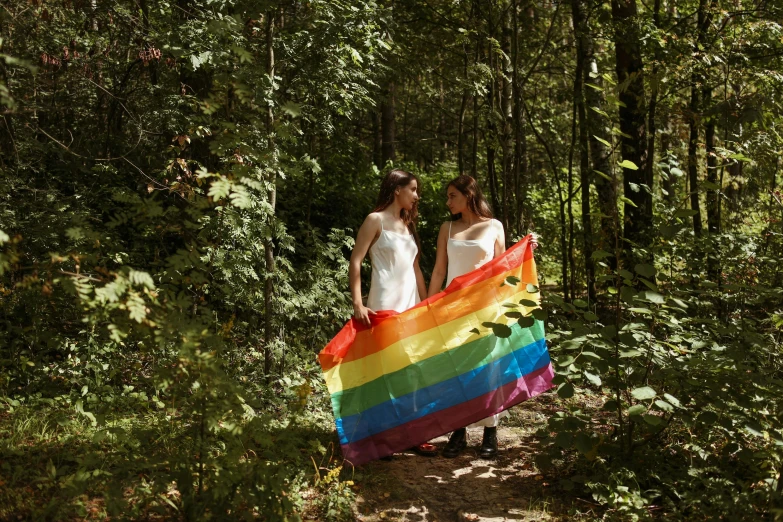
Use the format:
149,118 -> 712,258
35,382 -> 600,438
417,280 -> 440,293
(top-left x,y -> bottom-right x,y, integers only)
346,392 -> 600,522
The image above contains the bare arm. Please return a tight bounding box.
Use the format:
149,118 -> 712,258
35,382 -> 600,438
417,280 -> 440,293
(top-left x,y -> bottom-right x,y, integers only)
494,219 -> 506,258
414,254 -> 427,301
427,223 -> 450,297
349,214 -> 381,326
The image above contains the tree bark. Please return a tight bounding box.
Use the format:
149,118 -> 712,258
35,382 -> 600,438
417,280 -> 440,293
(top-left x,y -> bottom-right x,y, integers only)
584,46 -> 616,267
264,10 -> 276,379
381,81 -> 396,165
572,0 -> 596,301
511,0 -> 529,235
371,109 -> 382,168
485,6 -> 501,216
611,0 -> 651,256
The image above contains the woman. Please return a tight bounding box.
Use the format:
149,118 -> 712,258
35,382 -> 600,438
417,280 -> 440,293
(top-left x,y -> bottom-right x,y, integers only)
349,169 -> 427,327
427,175 -> 517,459
350,168 -> 438,458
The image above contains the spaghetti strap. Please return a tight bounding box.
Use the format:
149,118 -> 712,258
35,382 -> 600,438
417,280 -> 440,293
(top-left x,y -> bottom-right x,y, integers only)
448,221 -> 452,239
380,218 -> 384,232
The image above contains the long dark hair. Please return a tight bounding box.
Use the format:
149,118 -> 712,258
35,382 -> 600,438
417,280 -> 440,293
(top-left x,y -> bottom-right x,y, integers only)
447,175 -> 493,219
373,169 -> 421,233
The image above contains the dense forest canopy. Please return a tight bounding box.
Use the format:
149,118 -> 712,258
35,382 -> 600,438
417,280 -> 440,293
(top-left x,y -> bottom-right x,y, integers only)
1,0 -> 782,519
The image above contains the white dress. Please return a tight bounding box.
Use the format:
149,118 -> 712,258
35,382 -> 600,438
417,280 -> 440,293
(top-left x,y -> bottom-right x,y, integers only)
366,219 -> 420,313
447,219 -> 508,428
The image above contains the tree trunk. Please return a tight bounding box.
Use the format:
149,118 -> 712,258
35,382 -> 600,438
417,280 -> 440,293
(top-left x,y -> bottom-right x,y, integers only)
611,0 -> 651,257
500,7 -> 514,234
371,109 -> 382,168
511,0 -> 529,235
572,0 -> 595,301
687,82 -> 703,237
264,10 -> 277,379
381,81 -> 396,165
585,43 -> 616,269
485,6 -> 501,216
660,116 -> 675,204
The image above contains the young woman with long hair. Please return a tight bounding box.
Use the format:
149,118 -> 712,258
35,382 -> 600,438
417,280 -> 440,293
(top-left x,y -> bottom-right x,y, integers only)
349,169 -> 427,328
426,174 -> 536,459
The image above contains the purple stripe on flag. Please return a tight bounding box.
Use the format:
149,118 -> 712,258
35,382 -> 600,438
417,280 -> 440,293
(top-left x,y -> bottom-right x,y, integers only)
340,363 -> 555,466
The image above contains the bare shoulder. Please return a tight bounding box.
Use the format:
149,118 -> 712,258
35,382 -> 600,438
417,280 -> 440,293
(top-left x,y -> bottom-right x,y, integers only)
359,212 -> 383,235
363,212 -> 383,226
491,218 -> 505,233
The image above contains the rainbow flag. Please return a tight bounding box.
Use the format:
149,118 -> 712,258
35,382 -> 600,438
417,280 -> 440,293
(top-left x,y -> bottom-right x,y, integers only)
319,235 -> 553,465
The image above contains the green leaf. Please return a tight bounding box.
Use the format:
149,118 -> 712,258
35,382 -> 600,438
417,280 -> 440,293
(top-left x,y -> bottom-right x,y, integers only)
634,263 -> 656,278
558,356 -> 576,367
620,196 -> 638,207
655,400 -> 674,412
628,404 -> 646,416
638,291 -> 664,304
573,299 -> 588,308
631,386 -> 657,400
591,249 -> 612,260
593,135 -> 611,147
584,371 -> 602,387
526,283 -> 539,293
504,311 -> 522,319
557,381 -> 575,399
628,307 -> 652,314
531,309 -> 548,321
517,316 -> 535,328
519,299 -> 538,307
583,311 -> 599,321
281,101 -> 302,117
698,411 -> 719,425
663,393 -> 682,408
618,159 -> 638,170
643,414 -> 663,426
504,275 -> 521,286
482,322 -> 512,338
469,328 -> 481,336
745,421 -> 765,437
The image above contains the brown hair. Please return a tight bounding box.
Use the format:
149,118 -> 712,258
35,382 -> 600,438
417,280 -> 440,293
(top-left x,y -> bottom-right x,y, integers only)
373,169 -> 421,233
447,175 -> 493,219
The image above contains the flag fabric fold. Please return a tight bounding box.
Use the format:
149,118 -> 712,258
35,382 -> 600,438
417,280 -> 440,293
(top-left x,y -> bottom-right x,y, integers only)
319,234 -> 554,465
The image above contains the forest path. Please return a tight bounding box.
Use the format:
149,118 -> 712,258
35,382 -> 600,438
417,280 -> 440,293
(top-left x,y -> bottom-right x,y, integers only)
349,393 -> 591,522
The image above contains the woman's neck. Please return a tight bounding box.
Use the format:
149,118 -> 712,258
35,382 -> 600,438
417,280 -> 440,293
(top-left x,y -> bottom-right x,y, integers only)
385,202 -> 403,222
459,210 -> 483,227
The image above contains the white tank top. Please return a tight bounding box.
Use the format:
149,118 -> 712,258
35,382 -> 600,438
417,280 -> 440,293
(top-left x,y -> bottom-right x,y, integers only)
366,219 -> 420,313
446,220 -> 497,286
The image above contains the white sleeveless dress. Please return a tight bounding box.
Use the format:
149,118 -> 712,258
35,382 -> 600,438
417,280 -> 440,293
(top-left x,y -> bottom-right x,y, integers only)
366,220 -> 420,313
447,219 -> 508,428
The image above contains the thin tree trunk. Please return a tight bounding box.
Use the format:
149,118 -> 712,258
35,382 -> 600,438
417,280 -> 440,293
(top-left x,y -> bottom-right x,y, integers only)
585,45 -> 615,268
572,0 -> 595,301
486,6 -> 501,216
381,81 -> 396,164
660,117 -> 675,204
371,109 -> 382,168
646,0 -> 662,208
524,99 -> 569,300
264,10 -> 277,379
458,91 -> 468,175
687,83 -> 703,236
501,7 -> 514,234
611,0 -> 651,258
511,0 -> 528,235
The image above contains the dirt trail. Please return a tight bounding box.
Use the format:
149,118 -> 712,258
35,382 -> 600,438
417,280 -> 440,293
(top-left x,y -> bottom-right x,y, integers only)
351,395 -> 586,522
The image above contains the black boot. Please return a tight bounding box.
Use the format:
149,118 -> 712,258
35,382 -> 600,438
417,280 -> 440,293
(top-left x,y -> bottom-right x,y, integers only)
479,427 -> 498,459
442,428 -> 467,458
